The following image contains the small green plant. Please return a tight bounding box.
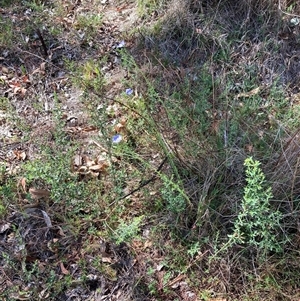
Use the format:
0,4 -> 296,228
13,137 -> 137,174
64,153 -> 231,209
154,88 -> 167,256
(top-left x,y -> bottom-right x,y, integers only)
160,175 -> 187,214
227,157 -> 283,254
187,241 -> 200,258
67,59 -> 106,95
114,216 -> 143,244
76,13 -> 103,30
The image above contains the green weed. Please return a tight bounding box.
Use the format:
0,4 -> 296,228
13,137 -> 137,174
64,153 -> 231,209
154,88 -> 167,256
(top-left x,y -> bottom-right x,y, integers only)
227,157 -> 283,255
67,59 -> 106,95
114,216 -> 144,244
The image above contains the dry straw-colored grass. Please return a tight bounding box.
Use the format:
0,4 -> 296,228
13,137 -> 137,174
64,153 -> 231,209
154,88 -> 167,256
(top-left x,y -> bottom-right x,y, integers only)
270,130 -> 300,201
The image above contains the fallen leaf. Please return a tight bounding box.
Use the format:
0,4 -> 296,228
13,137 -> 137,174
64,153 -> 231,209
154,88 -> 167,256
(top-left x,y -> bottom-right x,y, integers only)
77,166 -> 88,173
236,87 -> 260,98
82,156 -> 95,167
89,164 -> 106,172
19,177 -> 27,193
102,257 -> 113,263
114,122 -> 125,133
21,75 -> 30,83
245,144 -> 254,153
116,4 -> 128,12
120,117 -> 127,125
60,262 -> 70,275
82,125 -> 97,132
29,188 -> 50,200
13,150 -> 26,161
143,240 -> 153,249
211,120 -> 220,135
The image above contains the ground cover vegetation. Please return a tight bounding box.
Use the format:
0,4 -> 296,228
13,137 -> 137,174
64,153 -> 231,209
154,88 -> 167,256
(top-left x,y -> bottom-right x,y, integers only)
1,0 -> 300,300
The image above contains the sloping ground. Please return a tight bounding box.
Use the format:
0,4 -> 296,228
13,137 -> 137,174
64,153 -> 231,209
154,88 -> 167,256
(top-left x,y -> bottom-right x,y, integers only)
1,0 -> 300,300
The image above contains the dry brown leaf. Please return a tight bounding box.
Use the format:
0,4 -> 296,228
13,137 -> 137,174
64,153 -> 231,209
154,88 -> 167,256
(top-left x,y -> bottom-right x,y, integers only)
29,188 -> 50,200
143,240 -> 153,249
245,144 -> 254,153
77,166 -> 88,173
89,161 -> 109,172
21,75 -> 30,83
210,120 -> 220,135
82,125 -> 97,132
14,150 -> 26,161
96,153 -> 108,163
57,227 -> 66,237
102,257 -> 113,263
82,155 -> 95,167
19,177 -> 27,193
114,122 -> 125,133
60,262 -> 70,275
236,87 -> 260,98
120,117 -> 127,125
20,87 -> 27,96
156,270 -> 165,291
89,164 -> 105,172
88,171 -> 99,178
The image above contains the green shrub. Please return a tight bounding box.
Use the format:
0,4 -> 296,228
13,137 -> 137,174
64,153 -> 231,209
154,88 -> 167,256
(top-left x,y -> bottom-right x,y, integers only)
114,216 -> 144,244
227,157 -> 283,255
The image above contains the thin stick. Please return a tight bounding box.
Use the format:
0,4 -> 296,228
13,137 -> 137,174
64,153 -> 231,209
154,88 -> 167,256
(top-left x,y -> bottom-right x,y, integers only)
36,28 -> 48,56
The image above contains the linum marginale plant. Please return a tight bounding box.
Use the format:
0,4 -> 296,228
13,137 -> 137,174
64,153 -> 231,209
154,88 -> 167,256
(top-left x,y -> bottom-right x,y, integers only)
220,157 -> 283,257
